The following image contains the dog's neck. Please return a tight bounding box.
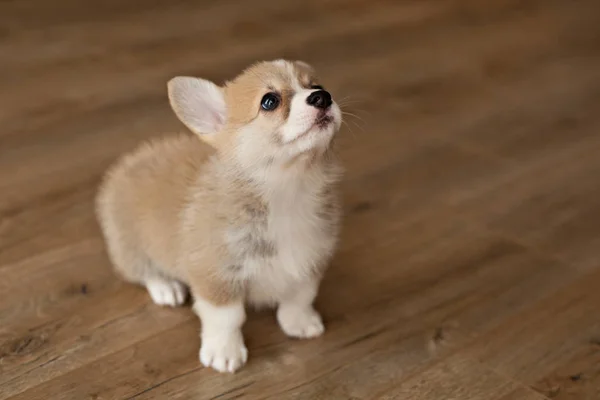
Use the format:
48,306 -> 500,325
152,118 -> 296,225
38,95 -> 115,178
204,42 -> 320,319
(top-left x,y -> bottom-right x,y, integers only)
215,147 -> 341,200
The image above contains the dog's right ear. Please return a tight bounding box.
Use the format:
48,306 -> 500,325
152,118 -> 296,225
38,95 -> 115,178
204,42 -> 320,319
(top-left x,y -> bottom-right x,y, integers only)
168,77 -> 226,140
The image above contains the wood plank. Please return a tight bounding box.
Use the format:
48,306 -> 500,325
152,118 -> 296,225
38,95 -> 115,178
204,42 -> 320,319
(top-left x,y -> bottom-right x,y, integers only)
371,355 -> 519,400
1,0 -> 600,398
11,221 -> 577,399
465,268 -> 600,399
495,387 -> 551,400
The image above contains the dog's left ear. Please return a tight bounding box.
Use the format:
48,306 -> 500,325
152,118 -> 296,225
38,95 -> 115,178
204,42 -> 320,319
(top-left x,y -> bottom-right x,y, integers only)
294,60 -> 313,71
167,77 -> 227,139
294,60 -> 317,75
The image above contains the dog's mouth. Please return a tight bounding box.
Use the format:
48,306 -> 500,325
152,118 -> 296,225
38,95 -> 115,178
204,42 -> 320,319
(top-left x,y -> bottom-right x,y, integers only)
315,112 -> 333,129
284,111 -> 336,145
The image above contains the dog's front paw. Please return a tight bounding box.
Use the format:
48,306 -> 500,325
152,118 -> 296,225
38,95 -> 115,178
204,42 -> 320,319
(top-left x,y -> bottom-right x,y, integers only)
146,278 -> 187,307
200,331 -> 248,373
277,306 -> 325,339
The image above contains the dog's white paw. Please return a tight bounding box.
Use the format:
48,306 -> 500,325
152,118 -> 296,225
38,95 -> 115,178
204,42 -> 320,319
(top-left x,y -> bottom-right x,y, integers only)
277,306 -> 325,339
146,278 -> 187,307
200,331 -> 248,373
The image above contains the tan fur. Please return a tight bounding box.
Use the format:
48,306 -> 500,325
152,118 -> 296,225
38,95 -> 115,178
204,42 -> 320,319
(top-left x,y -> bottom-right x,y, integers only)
96,59 -> 343,372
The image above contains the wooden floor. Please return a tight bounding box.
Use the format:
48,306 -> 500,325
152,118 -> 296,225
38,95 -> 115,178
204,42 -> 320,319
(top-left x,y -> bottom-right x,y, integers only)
1,0 -> 600,398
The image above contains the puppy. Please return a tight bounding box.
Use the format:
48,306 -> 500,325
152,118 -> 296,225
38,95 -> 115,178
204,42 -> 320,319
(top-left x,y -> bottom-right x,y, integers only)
96,59 -> 343,373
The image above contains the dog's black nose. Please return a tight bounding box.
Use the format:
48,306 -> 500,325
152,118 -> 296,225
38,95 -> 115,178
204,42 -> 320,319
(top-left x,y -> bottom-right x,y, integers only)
306,90 -> 332,109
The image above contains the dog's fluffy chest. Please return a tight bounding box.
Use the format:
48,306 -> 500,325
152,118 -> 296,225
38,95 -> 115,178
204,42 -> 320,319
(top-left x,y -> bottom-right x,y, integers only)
266,184 -> 332,273
226,177 -> 338,305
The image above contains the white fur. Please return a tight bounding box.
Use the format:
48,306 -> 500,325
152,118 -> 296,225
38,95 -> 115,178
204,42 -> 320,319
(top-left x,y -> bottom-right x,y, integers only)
195,298 -> 248,373
277,278 -> 324,338
278,307 -> 324,338
226,164 -> 338,307
272,59 -> 289,68
281,91 -> 342,154
226,63 -> 342,337
146,277 -> 188,307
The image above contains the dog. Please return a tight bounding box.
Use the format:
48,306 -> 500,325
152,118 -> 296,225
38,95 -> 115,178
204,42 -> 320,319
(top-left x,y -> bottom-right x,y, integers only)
96,59 -> 343,373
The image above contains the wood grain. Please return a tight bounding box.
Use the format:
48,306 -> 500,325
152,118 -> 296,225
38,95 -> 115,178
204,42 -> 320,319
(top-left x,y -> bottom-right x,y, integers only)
1,0 -> 599,399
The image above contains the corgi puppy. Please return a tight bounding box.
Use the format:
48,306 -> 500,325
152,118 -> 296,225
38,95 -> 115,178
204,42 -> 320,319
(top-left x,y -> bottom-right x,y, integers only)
96,59 -> 343,373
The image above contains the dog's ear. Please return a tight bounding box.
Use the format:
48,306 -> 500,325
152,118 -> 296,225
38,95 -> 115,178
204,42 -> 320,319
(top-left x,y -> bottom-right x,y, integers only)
294,60 -> 314,71
167,77 -> 226,141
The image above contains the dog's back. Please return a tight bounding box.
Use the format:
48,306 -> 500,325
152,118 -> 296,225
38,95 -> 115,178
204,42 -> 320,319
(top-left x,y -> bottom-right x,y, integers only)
96,133 -> 214,283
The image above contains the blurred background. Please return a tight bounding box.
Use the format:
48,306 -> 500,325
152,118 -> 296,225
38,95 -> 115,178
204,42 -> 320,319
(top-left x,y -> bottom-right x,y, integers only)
1,0 -> 599,399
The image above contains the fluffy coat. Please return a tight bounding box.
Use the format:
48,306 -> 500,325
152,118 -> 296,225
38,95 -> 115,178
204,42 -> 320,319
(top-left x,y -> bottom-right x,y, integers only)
96,59 -> 343,373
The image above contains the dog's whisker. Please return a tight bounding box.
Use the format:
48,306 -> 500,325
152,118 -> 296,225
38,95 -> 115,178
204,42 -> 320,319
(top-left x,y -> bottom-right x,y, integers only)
348,119 -> 365,132
341,116 -> 365,134
341,120 -> 359,138
341,111 -> 367,127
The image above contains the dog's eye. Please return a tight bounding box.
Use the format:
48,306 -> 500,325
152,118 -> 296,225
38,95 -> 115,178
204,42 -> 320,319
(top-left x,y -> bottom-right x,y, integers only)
260,93 -> 280,111
310,85 -> 324,90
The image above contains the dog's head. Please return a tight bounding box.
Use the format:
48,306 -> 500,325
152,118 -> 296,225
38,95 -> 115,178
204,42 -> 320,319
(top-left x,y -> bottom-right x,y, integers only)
168,60 -> 342,169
